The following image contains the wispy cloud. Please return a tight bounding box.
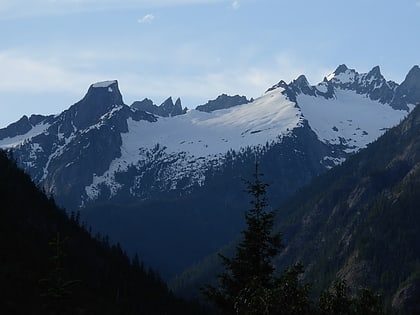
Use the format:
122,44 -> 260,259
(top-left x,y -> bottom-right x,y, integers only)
138,13 -> 155,24
416,1 -> 420,7
0,0 -> 225,19
231,0 -> 240,10
0,50 -> 102,93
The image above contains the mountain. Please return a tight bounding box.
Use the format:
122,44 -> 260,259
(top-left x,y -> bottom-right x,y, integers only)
0,149 -> 205,314
0,65 -> 418,278
131,96 -> 187,117
172,103 -> 420,314
195,94 -> 251,112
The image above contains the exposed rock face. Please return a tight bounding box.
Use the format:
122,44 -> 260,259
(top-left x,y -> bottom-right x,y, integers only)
392,279 -> 420,314
68,80 -> 124,130
195,94 -> 250,112
132,97 -> 187,117
391,65 -> 420,110
0,80 -> 156,208
0,114 -> 53,140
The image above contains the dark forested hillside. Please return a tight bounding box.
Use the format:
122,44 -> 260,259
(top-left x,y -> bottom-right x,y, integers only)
273,104 -> 420,314
0,150 -> 205,315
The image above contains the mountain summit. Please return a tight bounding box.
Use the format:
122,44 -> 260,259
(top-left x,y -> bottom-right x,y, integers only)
70,80 -> 124,129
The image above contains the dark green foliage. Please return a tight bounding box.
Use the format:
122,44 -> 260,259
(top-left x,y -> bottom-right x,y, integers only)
203,164 -> 311,314
317,280 -> 385,315
318,280 -> 354,315
203,164 -> 388,315
39,233 -> 82,315
271,263 -> 312,315
0,150 -> 205,314
266,104 -> 420,314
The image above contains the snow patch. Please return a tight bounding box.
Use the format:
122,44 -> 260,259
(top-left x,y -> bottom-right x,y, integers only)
316,82 -> 328,93
297,89 -> 411,152
92,80 -> 117,88
0,122 -> 50,149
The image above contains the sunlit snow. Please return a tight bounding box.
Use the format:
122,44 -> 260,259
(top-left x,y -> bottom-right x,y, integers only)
128,88 -> 301,156
326,69 -> 357,84
92,80 -> 117,88
85,88 -> 303,200
297,89 -> 412,151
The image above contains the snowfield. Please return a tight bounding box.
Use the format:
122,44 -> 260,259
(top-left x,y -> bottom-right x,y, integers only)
85,87 -> 303,200
0,66 -> 415,205
297,89 -> 413,152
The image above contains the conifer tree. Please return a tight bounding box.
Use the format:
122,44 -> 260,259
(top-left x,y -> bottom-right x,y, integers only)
316,280 -> 386,315
39,232 -> 81,315
203,164 -> 291,314
203,164 -> 386,315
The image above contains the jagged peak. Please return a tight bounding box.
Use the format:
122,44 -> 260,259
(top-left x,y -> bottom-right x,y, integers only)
55,80 -> 125,131
294,75 -> 310,86
195,94 -> 250,112
266,80 -> 289,93
325,64 -> 351,81
404,65 -> 420,81
131,96 -> 185,117
162,96 -> 173,104
334,64 -> 349,75
325,64 -> 358,84
367,65 -> 382,77
391,65 -> 420,110
397,65 -> 420,91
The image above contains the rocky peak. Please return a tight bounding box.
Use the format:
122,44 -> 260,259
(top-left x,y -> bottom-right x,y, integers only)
326,64 -> 358,85
131,98 -> 154,112
358,65 -> 395,104
174,98 -> 183,113
0,114 -> 52,141
266,80 -> 289,93
195,94 -> 250,113
160,97 -> 187,117
84,80 -> 123,108
0,115 -> 32,140
334,64 -> 349,75
289,75 -> 317,97
366,65 -> 382,78
391,65 -> 420,110
400,65 -> 420,96
294,74 -> 310,86
161,97 -> 176,113
131,97 -> 186,117
52,80 -> 125,134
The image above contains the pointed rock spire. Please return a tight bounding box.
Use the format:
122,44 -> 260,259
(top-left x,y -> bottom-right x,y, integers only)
391,65 -> 420,110
367,65 -> 382,78
60,80 -> 125,131
334,64 -> 349,75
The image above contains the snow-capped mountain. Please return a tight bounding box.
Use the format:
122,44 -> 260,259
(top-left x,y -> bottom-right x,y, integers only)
0,65 -> 418,211
1,64 -> 418,277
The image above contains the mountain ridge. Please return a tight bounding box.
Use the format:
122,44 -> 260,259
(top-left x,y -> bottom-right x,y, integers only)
1,64 -> 418,278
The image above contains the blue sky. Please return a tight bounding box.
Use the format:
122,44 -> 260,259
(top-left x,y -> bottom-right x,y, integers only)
0,0 -> 419,127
